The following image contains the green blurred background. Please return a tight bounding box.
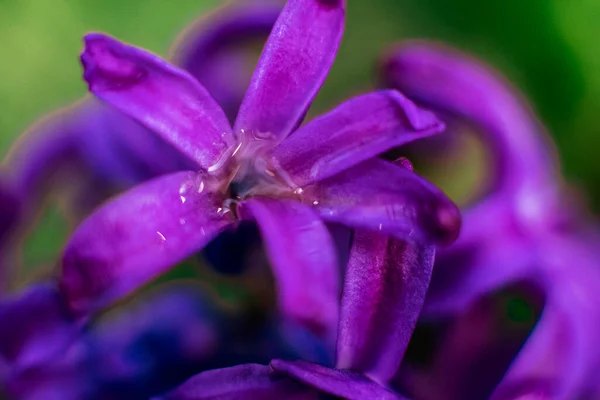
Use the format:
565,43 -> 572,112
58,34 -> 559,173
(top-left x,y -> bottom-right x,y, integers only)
1,0 -> 599,269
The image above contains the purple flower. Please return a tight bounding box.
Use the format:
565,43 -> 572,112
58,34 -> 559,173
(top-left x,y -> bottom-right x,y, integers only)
158,206 -> 433,399
382,41 -> 600,400
60,0 -> 460,341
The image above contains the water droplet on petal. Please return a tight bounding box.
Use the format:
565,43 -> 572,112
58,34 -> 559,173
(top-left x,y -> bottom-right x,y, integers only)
313,200 -> 319,206
180,195 -> 187,204
179,218 -> 186,225
156,231 -> 166,242
197,181 -> 205,193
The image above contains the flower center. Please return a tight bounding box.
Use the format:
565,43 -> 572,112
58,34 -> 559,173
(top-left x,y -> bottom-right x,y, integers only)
210,130 -> 300,216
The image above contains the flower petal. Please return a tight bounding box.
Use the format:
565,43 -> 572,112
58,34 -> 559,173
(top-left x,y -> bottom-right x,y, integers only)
270,359 -> 405,400
272,90 -> 444,186
170,2 -> 281,121
305,159 -> 461,246
239,197 -> 339,337
383,42 -> 559,204
80,33 -> 234,170
492,238 -> 600,400
59,171 -> 230,316
161,364 -> 319,400
234,0 -> 345,141
336,231 -> 435,383
0,282 -> 76,370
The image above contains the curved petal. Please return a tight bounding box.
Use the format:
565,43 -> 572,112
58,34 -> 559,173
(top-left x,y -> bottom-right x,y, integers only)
239,197 -> 339,337
234,0 -> 345,141
305,159 -> 461,246
3,103 -> 82,208
60,171 -> 230,316
272,90 -> 444,186
161,364 -> 319,400
80,33 -> 234,170
0,282 -> 76,371
383,42 -> 560,206
171,2 -> 281,121
492,238 -> 600,400
270,359 -> 405,400
336,231 -> 435,384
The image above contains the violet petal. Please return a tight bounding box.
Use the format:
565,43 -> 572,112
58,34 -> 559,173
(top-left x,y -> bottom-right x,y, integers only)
336,231 -> 435,383
306,159 -> 461,246
60,171 -> 230,316
160,364 -> 319,400
234,0 -> 345,141
239,196 -> 339,336
0,282 -> 76,371
80,33 -> 234,170
272,90 -> 444,186
270,359 -> 405,400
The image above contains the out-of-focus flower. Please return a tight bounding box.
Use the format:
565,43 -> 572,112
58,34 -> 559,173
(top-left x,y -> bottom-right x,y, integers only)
382,41 -> 600,400
61,0 -> 459,343
157,202 -> 434,399
1,282 -> 332,400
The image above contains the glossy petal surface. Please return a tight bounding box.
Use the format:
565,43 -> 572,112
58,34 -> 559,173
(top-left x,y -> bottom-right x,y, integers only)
60,171 -> 230,315
336,231 -> 435,383
270,359 -> 404,400
81,33 -> 233,169
240,197 -> 339,336
273,90 -> 443,186
234,0 -> 345,141
161,364 -> 319,400
306,159 -> 460,246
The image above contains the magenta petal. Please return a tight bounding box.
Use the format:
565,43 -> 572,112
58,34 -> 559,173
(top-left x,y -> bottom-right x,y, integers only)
270,359 -> 405,400
60,171 -> 230,316
171,2 -> 281,121
234,0 -> 345,141
336,231 -> 435,383
0,283 -> 76,371
306,159 -> 461,246
239,197 -> 339,336
272,90 -> 444,186
384,42 -> 559,204
161,364 -> 319,400
81,33 -> 234,169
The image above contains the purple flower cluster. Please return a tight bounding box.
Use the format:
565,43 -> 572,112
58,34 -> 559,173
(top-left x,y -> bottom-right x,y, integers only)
0,0 -> 598,399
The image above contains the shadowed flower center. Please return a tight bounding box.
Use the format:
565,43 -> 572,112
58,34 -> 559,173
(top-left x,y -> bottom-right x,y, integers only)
210,130 -> 301,217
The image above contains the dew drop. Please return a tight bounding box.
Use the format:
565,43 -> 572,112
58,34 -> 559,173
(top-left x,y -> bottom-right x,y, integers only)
179,218 -> 186,225
156,231 -> 166,242
378,223 -> 383,231
312,200 -> 319,206
180,195 -> 187,204
197,181 -> 205,193
294,187 -> 304,195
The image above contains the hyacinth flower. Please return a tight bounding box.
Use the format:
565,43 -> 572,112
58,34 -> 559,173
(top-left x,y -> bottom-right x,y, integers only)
61,0 -> 460,344
1,1 -> 282,224
382,42 -> 600,399
1,281 -> 332,400
158,200 -> 435,400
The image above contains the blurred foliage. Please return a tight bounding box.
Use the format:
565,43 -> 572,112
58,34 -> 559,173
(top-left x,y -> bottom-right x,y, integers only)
0,0 -> 599,268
